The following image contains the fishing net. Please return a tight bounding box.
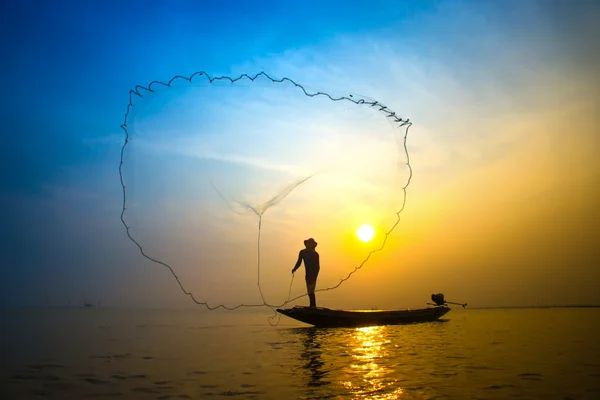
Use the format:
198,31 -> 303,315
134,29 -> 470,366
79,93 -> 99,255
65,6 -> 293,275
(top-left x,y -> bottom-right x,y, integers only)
120,72 -> 412,318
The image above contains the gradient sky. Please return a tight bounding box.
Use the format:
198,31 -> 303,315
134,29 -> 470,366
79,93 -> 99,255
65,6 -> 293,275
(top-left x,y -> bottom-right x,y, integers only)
1,0 -> 598,310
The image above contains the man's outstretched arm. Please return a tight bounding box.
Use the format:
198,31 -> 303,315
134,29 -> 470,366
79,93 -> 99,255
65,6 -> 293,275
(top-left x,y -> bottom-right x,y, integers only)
292,250 -> 303,273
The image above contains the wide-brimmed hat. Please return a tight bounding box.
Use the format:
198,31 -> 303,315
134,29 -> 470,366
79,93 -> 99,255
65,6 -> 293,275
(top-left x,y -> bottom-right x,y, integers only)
304,238 -> 318,247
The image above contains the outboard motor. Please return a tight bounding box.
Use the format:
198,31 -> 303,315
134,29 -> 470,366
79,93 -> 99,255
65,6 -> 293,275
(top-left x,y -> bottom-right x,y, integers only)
431,293 -> 446,306
429,293 -> 467,308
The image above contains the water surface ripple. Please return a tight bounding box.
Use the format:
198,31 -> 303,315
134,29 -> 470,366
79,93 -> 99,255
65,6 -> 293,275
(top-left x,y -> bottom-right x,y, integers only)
2,307 -> 599,399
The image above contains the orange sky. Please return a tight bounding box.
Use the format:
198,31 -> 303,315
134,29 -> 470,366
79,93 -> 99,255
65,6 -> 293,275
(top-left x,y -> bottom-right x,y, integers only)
125,59 -> 598,309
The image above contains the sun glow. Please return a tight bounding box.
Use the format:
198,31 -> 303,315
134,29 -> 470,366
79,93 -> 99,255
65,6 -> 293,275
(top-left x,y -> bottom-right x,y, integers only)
356,224 -> 375,243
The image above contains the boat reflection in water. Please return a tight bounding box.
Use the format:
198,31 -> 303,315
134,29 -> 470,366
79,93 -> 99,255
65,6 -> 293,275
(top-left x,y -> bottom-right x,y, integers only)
291,324 -> 413,399
296,328 -> 331,389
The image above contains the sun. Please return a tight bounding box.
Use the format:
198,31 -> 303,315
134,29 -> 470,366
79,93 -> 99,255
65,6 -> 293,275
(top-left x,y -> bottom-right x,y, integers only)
356,224 -> 375,243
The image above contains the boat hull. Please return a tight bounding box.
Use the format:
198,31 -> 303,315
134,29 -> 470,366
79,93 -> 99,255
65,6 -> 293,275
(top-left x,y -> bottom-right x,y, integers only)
276,306 -> 450,328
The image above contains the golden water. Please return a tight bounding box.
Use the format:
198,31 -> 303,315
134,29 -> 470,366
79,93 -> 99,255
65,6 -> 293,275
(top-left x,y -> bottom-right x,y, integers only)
2,307 -> 599,399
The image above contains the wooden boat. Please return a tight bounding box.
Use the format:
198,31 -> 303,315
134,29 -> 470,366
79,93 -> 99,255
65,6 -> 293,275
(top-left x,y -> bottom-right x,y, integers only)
276,305 -> 451,328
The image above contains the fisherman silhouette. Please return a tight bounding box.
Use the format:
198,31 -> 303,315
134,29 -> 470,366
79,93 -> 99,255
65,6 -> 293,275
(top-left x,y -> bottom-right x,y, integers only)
292,238 -> 320,308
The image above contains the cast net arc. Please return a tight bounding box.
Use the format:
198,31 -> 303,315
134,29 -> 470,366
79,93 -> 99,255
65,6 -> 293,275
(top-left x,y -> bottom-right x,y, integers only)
119,71 -> 412,318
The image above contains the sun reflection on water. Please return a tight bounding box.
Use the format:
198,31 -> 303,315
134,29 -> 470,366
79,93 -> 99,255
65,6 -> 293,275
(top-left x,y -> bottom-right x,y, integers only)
343,326 -> 405,399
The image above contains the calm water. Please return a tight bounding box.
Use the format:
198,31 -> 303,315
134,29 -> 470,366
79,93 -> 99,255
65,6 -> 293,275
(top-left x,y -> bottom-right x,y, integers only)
1,307 -> 599,399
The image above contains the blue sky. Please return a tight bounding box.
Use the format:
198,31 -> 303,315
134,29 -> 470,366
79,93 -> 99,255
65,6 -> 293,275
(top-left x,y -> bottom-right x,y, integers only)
1,0 -> 599,309
1,0 -> 435,193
